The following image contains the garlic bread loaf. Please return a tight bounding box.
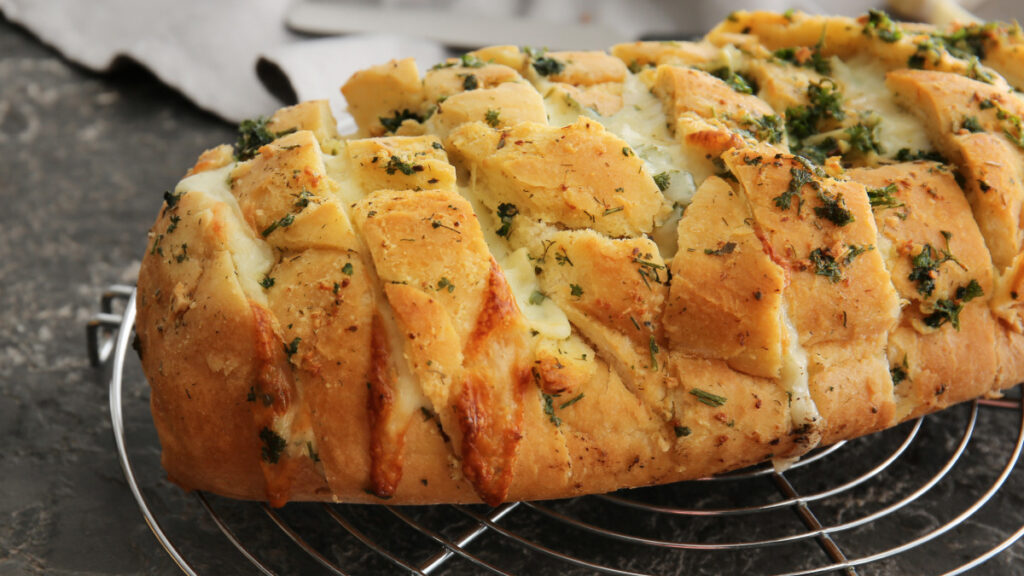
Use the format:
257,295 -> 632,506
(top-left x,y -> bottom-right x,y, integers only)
136,11 -> 1024,506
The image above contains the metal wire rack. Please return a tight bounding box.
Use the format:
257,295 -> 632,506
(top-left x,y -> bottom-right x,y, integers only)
90,284 -> 1024,575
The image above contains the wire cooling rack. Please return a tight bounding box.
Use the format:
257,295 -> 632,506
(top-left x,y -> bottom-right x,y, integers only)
90,285 -> 1024,575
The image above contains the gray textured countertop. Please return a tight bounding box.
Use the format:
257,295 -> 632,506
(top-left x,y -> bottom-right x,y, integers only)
4,11 -> 1024,576
0,14 -> 232,574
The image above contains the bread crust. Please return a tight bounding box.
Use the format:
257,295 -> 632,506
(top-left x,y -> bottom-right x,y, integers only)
137,12 -> 1024,505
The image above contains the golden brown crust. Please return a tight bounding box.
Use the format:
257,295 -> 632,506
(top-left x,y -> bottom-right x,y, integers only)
137,11 -> 1024,506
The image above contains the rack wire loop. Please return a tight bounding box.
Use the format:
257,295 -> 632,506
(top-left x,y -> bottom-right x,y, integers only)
98,285 -> 1024,575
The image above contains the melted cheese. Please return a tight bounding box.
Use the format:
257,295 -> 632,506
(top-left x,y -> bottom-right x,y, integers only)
457,181 -> 572,340
595,75 -> 698,259
831,55 -> 933,157
323,148 -> 367,208
174,164 -> 274,305
774,303 -> 821,471
504,247 -> 573,340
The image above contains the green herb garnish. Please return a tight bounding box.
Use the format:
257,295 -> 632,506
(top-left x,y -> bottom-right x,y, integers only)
923,279 -> 983,330
529,290 -> 546,305
863,10 -> 903,42
691,388 -> 727,407
385,155 -> 419,175
961,115 -> 985,133
809,248 -> 842,282
542,393 -> 562,426
814,190 -> 854,226
379,109 -> 424,133
653,172 -> 671,192
710,67 -> 757,94
259,427 -> 287,464
774,167 -> 817,212
867,183 -> 903,209
705,241 -> 738,256
496,203 -> 518,237
261,213 -> 295,237
532,56 -> 566,77
284,337 -> 301,358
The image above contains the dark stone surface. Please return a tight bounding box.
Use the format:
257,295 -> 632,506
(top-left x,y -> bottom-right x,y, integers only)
2,10 -> 1024,576
0,14 -> 233,575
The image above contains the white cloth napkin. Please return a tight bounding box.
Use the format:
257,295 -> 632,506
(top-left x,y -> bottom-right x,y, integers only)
0,0 -> 447,123
0,0 -> 913,125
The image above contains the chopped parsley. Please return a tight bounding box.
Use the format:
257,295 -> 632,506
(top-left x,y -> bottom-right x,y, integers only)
385,155 -> 420,175
740,114 -> 785,144
923,279 -> 984,330
261,213 -> 295,237
863,10 -> 903,43
773,40 -> 832,75
462,73 -> 479,91
166,214 -> 181,234
674,425 -> 692,438
867,183 -> 903,209
995,106 -> 1024,150
528,290 -> 546,306
259,427 -> 287,464
705,241 -> 738,256
845,122 -> 883,155
292,189 -> 315,210
634,256 -> 667,289
798,137 -> 842,165
774,167 -> 818,212
809,248 -> 842,282
163,190 -> 184,210
284,337 -> 301,358
496,203 -> 518,237
653,172 -> 672,192
814,190 -> 854,226
786,79 -> 845,142
933,23 -> 995,61
542,393 -> 562,426
908,240 -> 964,297
235,116 -> 282,161
532,56 -> 566,77
379,109 -> 424,133
622,146 -> 634,157
891,355 -> 909,385
649,336 -> 660,371
555,248 -> 574,266
895,148 -> 946,163
437,277 -> 455,293
247,386 -> 273,407
691,388 -> 727,407
460,53 -> 485,68
842,244 -> 872,266
570,284 -> 584,298
710,67 -> 757,94
342,262 -> 354,275
259,275 -> 275,289
961,115 -> 985,133
484,108 -> 501,127
560,393 -> 585,409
